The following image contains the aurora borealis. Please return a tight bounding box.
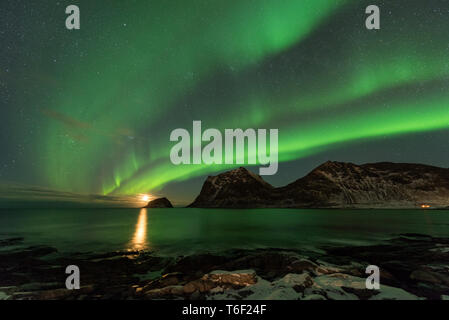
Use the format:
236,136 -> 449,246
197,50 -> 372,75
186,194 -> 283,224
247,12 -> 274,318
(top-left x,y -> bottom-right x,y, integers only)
2,0 -> 449,205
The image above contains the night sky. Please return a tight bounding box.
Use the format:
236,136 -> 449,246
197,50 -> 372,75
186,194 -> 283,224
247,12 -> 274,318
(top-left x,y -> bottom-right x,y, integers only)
1,0 -> 449,206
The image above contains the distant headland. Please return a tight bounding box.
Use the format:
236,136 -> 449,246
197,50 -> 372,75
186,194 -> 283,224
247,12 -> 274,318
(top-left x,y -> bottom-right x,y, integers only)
150,161 -> 449,209
144,197 -> 174,208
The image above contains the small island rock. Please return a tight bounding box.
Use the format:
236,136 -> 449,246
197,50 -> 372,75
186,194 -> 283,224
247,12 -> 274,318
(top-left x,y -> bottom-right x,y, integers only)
144,197 -> 173,208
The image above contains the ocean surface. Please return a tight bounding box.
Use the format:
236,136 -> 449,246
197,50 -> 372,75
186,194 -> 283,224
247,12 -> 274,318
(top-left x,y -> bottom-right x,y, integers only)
1,208 -> 449,256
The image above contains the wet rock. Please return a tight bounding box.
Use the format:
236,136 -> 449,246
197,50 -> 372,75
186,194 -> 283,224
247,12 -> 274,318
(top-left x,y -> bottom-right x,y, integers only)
34,285 -> 94,300
164,253 -> 228,275
410,270 -> 441,284
158,272 -> 182,286
190,291 -> 202,300
223,251 -> 298,279
287,259 -> 319,274
315,264 -> 344,275
0,291 -> 11,300
410,270 -> 449,286
130,285 -> 142,297
237,290 -> 253,298
369,286 -> 420,300
11,291 -> 36,300
302,294 -> 326,300
379,269 -> 397,282
311,273 -> 363,300
274,273 -> 314,293
202,270 -> 257,287
183,279 -> 216,294
144,285 -> 184,299
341,286 -> 376,300
19,282 -> 60,291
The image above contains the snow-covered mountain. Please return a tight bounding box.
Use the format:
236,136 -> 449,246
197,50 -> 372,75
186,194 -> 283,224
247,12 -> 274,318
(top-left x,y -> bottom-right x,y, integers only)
188,162 -> 449,209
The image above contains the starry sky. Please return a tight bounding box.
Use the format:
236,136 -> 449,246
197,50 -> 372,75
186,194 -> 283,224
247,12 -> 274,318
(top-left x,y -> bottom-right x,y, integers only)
1,0 -> 449,206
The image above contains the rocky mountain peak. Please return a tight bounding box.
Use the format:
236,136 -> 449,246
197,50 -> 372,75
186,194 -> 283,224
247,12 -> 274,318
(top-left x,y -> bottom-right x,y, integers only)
188,167 -> 273,208
205,167 -> 273,189
188,161 -> 449,209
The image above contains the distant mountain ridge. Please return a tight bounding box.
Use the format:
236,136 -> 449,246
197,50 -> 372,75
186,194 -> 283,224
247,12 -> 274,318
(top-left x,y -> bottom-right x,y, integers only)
188,161 -> 449,209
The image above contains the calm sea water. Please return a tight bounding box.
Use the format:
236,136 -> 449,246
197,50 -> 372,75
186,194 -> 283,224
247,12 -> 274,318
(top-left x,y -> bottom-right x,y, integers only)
1,208 -> 449,256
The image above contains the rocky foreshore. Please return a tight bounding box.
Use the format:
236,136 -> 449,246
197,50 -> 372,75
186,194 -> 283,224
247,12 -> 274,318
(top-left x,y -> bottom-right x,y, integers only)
1,235 -> 448,300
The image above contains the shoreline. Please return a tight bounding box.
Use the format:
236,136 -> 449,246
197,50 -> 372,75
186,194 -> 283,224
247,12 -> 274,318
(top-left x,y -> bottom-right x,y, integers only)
1,234 -> 448,300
